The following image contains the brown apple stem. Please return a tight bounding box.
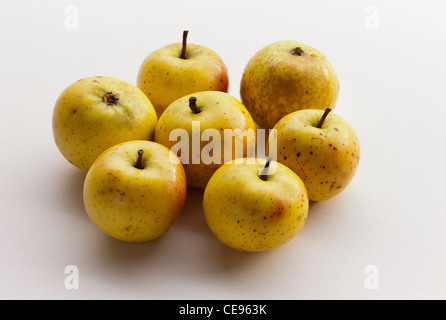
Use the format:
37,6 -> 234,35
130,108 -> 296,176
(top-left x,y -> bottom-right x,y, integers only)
189,96 -> 201,114
290,47 -> 305,56
260,156 -> 273,181
103,92 -> 120,106
316,107 -> 332,128
180,30 -> 189,59
134,150 -> 145,170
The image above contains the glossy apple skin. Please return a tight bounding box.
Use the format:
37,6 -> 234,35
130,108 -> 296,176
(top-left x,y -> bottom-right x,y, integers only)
240,40 -> 339,129
83,140 -> 187,242
154,91 -> 256,189
270,109 -> 360,201
203,158 -> 309,252
137,43 -> 229,118
52,76 -> 157,171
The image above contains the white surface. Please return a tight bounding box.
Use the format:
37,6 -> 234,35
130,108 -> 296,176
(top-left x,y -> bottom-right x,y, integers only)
1,0 -> 445,300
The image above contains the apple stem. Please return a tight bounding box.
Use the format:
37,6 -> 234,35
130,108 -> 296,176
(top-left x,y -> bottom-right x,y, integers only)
134,150 -> 145,170
260,156 -> 273,181
290,47 -> 305,56
180,30 -> 189,59
103,92 -> 120,106
316,107 -> 332,128
189,96 -> 201,114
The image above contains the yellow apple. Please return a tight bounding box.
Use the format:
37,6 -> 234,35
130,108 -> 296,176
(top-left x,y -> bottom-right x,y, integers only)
240,40 -> 339,129
83,140 -> 187,242
203,157 -> 309,252
52,76 -> 157,171
154,91 -> 257,189
270,108 -> 360,201
137,30 -> 229,117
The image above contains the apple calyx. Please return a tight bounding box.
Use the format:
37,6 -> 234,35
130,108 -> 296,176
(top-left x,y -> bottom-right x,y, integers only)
103,92 -> 120,106
134,149 -> 145,170
259,156 -> 273,181
316,107 -> 332,128
290,47 -> 305,56
180,30 -> 189,59
189,96 -> 201,114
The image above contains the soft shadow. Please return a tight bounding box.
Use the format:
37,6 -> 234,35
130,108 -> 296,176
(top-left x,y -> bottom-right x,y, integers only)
51,164 -> 87,219
86,187 -> 206,273
98,233 -> 166,267
199,234 -> 306,283
308,200 -> 324,214
214,243 -> 271,271
174,187 -> 209,236
66,167 -> 87,214
306,198 -> 340,224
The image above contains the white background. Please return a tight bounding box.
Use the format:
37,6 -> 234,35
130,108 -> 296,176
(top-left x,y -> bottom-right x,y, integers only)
1,0 -> 445,300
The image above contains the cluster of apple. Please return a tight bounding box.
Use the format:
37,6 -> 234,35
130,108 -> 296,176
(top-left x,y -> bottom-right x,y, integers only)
52,31 -> 360,253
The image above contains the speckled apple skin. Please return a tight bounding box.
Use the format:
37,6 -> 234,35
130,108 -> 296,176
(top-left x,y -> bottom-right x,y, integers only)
240,40 -> 339,129
83,140 -> 187,242
154,91 -> 257,189
137,43 -> 229,118
52,76 -> 157,171
271,109 -> 360,201
203,158 -> 309,252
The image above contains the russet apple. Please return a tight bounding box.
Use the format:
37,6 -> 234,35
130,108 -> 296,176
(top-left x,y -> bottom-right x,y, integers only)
83,140 -> 187,242
240,40 -> 339,129
154,91 -> 257,189
270,108 -> 360,201
203,157 -> 309,252
137,30 -> 229,117
52,76 -> 157,171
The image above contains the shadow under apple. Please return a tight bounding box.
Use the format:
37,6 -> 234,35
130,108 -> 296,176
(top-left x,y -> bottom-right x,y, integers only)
98,232 -> 166,266
172,187 -> 209,236
86,188 -> 204,274
49,164 -> 88,220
